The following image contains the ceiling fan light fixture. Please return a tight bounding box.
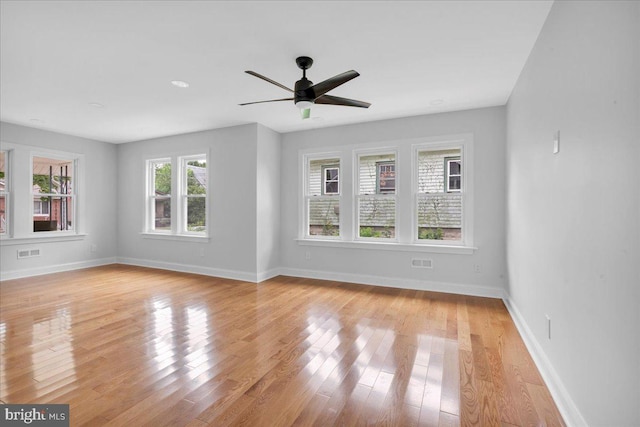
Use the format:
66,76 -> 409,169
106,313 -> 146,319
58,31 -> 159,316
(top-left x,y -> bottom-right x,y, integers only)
295,100 -> 313,110
300,107 -> 311,119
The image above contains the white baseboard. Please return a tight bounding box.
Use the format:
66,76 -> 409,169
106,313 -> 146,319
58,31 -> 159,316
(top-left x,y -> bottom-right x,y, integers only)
0,257 -> 117,281
116,257 -> 259,283
502,295 -> 587,427
257,267 -> 282,283
278,267 -> 505,298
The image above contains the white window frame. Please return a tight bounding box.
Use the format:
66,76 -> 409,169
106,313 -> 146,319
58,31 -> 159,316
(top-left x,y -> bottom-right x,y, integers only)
297,134 -> 474,254
144,152 -> 209,240
355,149 -> 398,241
30,153 -> 78,235
147,158 -> 172,234
0,149 -> 9,237
413,136 -> 473,247
180,155 -> 208,236
303,153 -> 342,240
0,143 -> 85,244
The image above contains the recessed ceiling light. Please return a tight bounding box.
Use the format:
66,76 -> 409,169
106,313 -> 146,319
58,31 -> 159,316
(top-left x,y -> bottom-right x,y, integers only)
171,80 -> 189,88
29,118 -> 43,123
430,99 -> 445,106
89,102 -> 104,108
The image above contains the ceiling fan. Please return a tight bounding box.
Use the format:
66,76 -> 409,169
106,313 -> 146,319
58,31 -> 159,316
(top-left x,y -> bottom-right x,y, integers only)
240,56 -> 371,119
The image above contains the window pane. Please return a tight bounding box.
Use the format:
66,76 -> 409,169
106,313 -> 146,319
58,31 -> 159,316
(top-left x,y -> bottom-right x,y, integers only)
359,154 -> 395,195
186,159 -> 207,195
187,197 -> 206,232
309,159 -> 339,196
0,195 -> 5,234
378,163 -> 395,193
449,176 -> 461,191
0,151 -> 5,178
417,149 -> 461,193
325,181 -> 338,194
417,194 -> 462,241
33,196 -> 73,232
33,157 -> 73,195
358,196 -> 395,238
308,198 -> 339,236
449,160 -> 461,175
153,162 -> 171,195
154,198 -> 171,231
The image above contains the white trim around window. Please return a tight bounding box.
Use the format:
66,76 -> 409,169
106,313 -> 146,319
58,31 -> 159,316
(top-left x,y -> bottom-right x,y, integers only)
143,151 -> 209,240
0,142 -> 85,242
297,134 -> 475,254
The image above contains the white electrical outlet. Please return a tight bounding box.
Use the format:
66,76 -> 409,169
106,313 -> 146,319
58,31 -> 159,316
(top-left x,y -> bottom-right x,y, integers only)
305,251 -> 311,260
553,131 -> 560,154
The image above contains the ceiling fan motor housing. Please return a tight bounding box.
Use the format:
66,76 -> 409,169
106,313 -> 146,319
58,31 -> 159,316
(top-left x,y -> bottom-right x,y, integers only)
294,78 -> 315,104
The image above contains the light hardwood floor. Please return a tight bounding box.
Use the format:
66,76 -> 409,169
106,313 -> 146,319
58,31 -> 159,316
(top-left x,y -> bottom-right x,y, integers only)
0,265 -> 564,426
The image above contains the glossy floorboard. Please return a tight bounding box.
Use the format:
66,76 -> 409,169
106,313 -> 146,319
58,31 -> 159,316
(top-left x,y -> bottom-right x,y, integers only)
0,265 -> 564,426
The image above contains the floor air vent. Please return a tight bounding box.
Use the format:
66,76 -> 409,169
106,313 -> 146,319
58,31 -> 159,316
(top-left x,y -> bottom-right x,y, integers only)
17,248 -> 41,259
411,258 -> 433,269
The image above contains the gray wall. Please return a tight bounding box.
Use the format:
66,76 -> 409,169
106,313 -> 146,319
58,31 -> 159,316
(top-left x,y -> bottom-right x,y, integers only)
280,107 -> 507,295
0,122 -> 117,278
116,123 -> 264,281
506,1 -> 640,425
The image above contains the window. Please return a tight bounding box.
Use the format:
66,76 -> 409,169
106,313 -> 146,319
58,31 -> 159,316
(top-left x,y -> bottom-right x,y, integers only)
32,156 -> 75,232
445,157 -> 461,192
377,162 -> 396,193
146,154 -> 208,237
182,155 -> 207,233
0,150 -> 7,236
305,156 -> 340,237
357,152 -> 396,239
416,147 -> 463,242
33,200 -> 50,215
322,166 -> 339,195
299,134 -> 473,252
149,159 -> 172,232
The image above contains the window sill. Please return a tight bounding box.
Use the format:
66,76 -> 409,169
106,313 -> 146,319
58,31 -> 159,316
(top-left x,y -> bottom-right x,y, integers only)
140,232 -> 209,243
296,238 -> 476,254
0,233 -> 87,246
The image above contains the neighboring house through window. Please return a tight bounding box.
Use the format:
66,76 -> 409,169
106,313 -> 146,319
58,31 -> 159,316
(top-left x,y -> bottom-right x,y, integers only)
299,134 -> 473,249
357,152 -> 397,239
305,156 -> 340,237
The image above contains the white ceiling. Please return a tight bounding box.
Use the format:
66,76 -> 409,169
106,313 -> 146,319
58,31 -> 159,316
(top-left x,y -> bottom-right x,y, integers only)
0,1 -> 553,144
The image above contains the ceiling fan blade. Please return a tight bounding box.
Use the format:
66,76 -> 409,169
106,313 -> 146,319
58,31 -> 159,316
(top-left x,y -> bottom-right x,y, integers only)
239,97 -> 293,106
245,71 -> 293,93
310,70 -> 360,98
315,94 -> 371,108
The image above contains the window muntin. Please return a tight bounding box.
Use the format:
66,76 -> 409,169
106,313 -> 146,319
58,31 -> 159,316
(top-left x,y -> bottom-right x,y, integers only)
32,156 -> 75,232
0,151 -> 7,235
416,148 -> 463,242
146,154 -> 208,237
357,153 -> 396,239
305,157 -> 340,238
